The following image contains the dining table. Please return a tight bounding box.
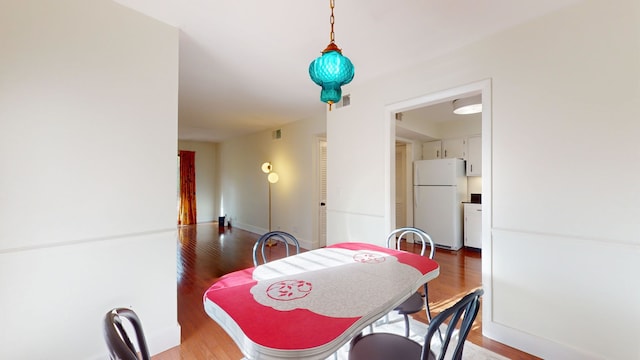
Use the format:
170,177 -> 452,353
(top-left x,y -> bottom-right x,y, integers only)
203,241 -> 440,360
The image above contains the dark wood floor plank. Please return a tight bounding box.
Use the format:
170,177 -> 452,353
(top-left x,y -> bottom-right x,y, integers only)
153,223 -> 539,360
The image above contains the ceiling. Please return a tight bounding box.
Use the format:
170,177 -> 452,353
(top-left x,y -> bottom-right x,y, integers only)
396,100 -> 482,143
112,0 -> 582,142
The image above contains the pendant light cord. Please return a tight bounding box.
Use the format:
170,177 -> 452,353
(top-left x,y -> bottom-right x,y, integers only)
329,0 -> 335,44
309,0 -> 354,110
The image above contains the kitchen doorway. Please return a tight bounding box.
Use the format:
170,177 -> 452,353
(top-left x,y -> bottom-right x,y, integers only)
386,79 -> 492,334
395,97 -> 483,247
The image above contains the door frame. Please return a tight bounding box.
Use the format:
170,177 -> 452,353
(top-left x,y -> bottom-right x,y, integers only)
394,142 -> 408,228
384,78 -> 492,336
394,139 -> 415,229
313,136 -> 327,249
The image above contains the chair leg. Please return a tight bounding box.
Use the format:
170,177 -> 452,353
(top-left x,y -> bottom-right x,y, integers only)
403,314 -> 410,337
423,284 -> 442,342
424,284 -> 432,322
425,298 -> 432,322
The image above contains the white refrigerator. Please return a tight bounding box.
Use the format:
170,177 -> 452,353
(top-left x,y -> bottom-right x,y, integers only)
413,159 -> 467,250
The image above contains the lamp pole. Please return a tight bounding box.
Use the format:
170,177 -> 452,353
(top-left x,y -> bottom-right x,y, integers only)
262,162 -> 279,246
268,180 -> 272,232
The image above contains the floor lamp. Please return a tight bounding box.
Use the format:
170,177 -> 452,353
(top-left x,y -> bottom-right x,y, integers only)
261,162 -> 279,242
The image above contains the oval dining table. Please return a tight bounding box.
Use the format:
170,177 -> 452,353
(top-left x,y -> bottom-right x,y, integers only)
203,241 -> 440,360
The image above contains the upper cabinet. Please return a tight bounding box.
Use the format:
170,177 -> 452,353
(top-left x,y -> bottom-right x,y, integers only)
422,140 -> 442,160
422,138 -> 466,160
442,138 -> 466,159
422,136 -> 482,176
466,135 -> 482,176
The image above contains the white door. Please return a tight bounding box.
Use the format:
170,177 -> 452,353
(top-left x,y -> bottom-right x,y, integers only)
395,144 -> 407,228
414,185 -> 458,249
318,139 -> 327,248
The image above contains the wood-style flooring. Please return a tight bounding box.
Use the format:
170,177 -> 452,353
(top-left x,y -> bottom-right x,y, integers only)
153,223 -> 539,360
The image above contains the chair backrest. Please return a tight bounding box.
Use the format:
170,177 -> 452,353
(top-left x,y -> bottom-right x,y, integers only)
421,288 -> 484,360
252,231 -> 301,266
386,227 -> 435,259
103,308 -> 150,360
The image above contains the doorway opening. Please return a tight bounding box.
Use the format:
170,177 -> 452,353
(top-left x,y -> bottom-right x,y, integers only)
385,78 -> 492,335
178,150 -> 197,225
394,141 -> 414,229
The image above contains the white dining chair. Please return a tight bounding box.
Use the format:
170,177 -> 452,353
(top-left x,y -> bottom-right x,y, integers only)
252,231 -> 301,266
385,227 -> 435,337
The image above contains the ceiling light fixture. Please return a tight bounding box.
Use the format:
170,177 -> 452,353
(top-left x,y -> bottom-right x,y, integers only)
452,94 -> 482,115
309,0 -> 354,111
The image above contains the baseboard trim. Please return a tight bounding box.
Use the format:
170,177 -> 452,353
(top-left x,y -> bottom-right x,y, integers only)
231,223 -> 313,250
484,321 -> 599,360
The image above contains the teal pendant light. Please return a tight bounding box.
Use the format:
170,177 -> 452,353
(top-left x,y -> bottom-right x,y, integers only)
309,0 -> 354,110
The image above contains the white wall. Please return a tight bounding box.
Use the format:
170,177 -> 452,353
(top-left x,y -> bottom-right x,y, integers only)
217,115 -> 326,249
467,176 -> 482,195
0,1 -> 180,358
178,140 -> 218,223
327,97 -> 390,245
327,1 -> 640,359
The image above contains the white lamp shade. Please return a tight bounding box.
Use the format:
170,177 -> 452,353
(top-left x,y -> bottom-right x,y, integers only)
267,172 -> 279,184
453,94 -> 482,115
261,162 -> 272,173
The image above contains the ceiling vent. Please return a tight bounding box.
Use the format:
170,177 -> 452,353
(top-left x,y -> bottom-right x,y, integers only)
335,94 -> 351,109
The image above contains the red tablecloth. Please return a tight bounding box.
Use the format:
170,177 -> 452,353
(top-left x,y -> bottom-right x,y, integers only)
203,242 -> 439,359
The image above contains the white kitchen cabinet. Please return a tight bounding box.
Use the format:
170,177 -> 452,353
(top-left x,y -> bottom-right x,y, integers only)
464,203 -> 482,249
442,138 -> 466,159
466,135 -> 482,176
422,138 -> 467,160
422,140 -> 442,160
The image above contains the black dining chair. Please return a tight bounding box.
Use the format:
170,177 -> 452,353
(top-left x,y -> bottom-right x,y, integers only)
348,288 -> 484,360
103,308 -> 150,360
386,227 -> 436,337
252,230 -> 301,266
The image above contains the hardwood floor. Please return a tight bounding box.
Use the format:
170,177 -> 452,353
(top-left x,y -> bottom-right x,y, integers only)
153,223 -> 539,360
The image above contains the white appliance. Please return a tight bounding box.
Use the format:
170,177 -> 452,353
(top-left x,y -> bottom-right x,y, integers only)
413,159 -> 467,250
